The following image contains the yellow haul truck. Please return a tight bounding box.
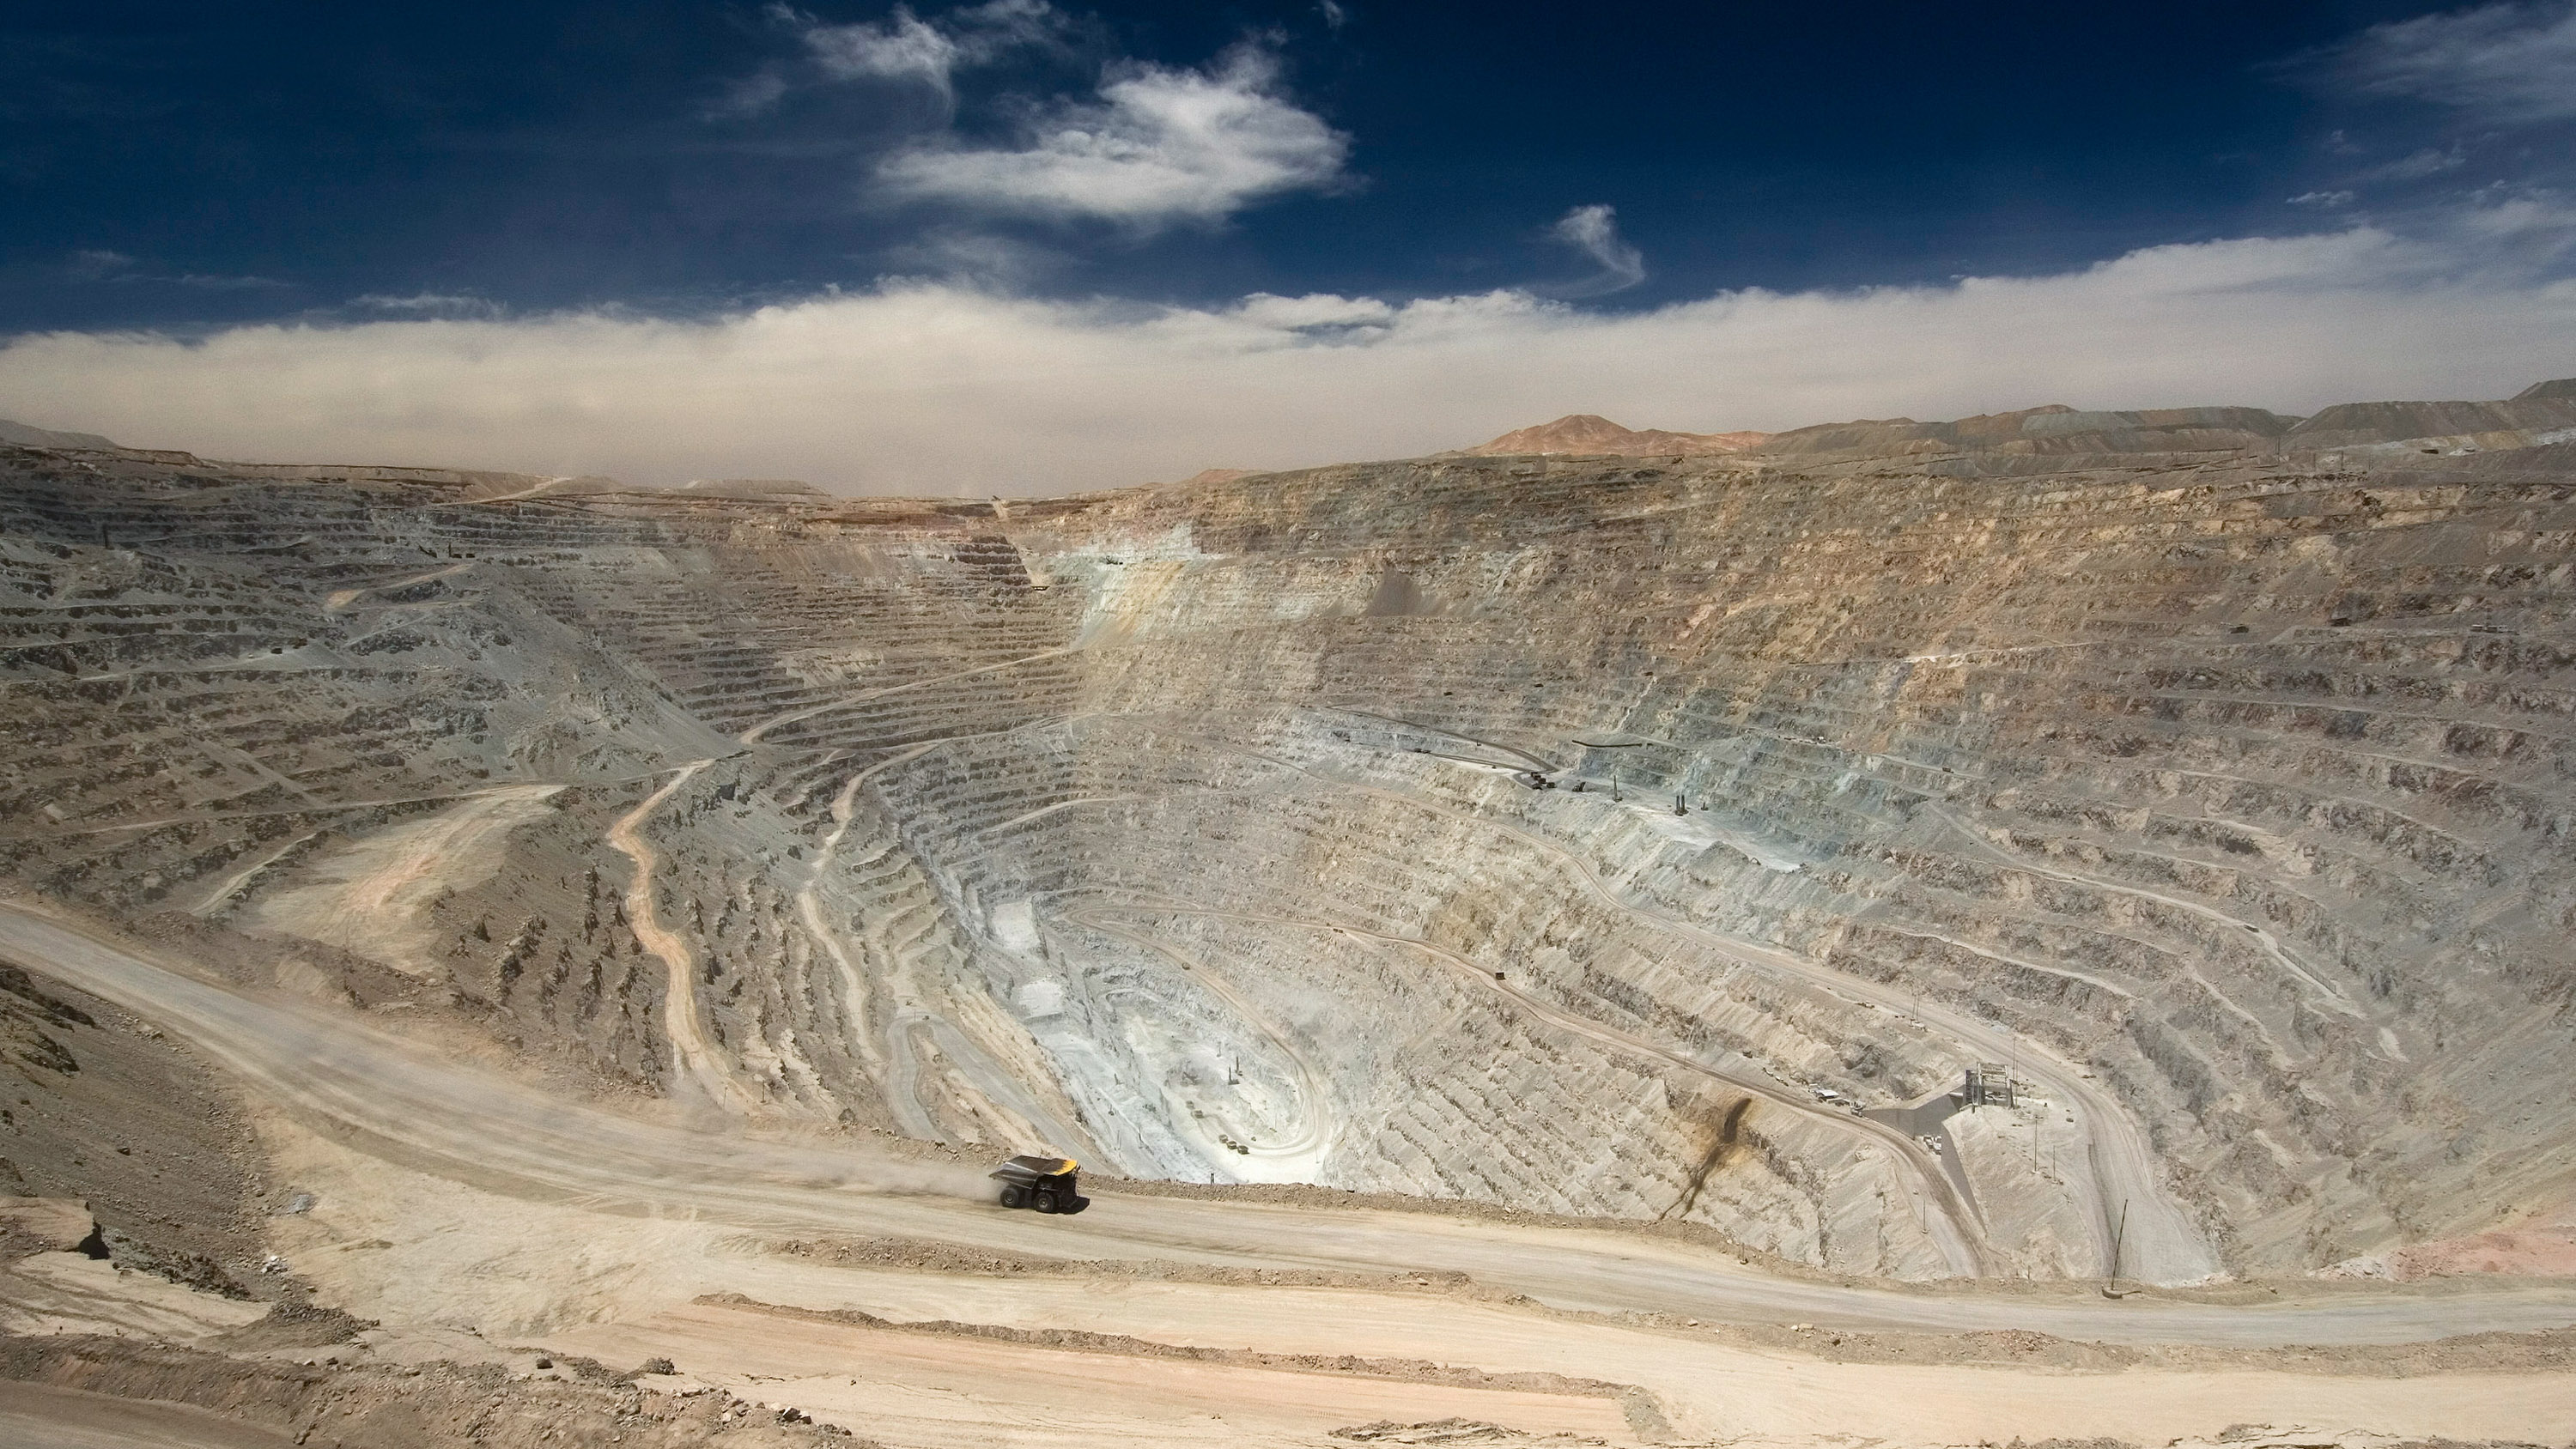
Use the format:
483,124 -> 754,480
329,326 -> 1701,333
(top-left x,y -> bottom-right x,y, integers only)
990,1154 -> 1089,1214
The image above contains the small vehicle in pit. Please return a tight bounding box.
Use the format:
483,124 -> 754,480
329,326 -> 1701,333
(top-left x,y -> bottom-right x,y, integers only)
990,1153 -> 1089,1214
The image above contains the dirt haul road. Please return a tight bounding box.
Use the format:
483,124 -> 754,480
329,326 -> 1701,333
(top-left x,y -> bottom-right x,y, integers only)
602,758 -> 756,1113
6,903 -> 2571,1355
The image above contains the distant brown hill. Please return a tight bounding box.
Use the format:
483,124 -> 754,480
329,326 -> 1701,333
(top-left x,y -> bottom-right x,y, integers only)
1753,403 -> 2306,459
1461,414 -> 1770,457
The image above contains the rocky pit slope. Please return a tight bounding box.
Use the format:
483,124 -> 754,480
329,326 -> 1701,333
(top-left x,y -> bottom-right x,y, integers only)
1,382 -> 2575,1446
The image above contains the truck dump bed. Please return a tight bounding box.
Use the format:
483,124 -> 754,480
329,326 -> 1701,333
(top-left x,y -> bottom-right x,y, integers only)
989,1154 -> 1077,1185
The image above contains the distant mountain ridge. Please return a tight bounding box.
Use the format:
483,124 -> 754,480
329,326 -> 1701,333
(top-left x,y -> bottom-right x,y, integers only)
15,374 -> 2576,493
1459,415 -> 1771,457
1461,380 -> 2576,467
0,418 -> 118,450
1753,403 -> 2305,459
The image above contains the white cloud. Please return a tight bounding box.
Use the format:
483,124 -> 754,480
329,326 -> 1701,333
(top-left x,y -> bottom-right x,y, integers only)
1545,204 -> 1647,296
164,273 -> 290,291
802,6 -> 966,88
718,5 -> 1344,228
349,293 -> 504,318
876,45 -> 1349,226
726,1 -> 1064,113
878,227 -> 1066,288
64,249 -> 287,290
1224,291 -> 1394,340
2363,145 -> 2469,182
711,66 -> 794,118
2448,191 -> 2576,270
5,212 -> 2574,497
2325,2 -> 2576,124
2288,190 -> 2357,207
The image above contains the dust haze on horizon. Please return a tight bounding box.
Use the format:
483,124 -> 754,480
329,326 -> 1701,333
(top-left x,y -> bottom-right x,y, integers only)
5,221 -> 2576,495
5,2 -> 2576,494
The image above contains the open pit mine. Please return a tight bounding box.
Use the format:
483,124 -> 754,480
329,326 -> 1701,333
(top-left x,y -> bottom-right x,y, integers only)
3,384 -> 2576,1448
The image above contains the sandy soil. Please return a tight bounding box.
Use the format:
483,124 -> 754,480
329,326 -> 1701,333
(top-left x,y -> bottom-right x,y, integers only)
0,1253 -> 267,1341
2384,1199 -> 2576,1280
564,1300 -> 1640,1449
0,1379 -> 300,1448
619,1271 -> 2576,1443
0,1332 -> 855,1448
247,785 -> 562,979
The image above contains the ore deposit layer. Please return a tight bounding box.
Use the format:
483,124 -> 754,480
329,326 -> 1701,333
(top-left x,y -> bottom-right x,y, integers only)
6,404 -> 2576,1445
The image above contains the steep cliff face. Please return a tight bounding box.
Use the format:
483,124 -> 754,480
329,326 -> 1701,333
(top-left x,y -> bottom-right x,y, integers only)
3,401 -> 2572,1285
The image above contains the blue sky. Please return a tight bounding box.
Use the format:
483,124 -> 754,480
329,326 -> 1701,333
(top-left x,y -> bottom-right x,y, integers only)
3,1 -> 2574,492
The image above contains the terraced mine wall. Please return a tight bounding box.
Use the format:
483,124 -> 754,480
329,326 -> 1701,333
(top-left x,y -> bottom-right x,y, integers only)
3,436 -> 2572,1286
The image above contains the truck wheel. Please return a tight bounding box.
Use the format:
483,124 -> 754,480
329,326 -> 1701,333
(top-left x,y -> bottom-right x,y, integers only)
999,1185 -> 1030,1210
1033,1188 -> 1060,1214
